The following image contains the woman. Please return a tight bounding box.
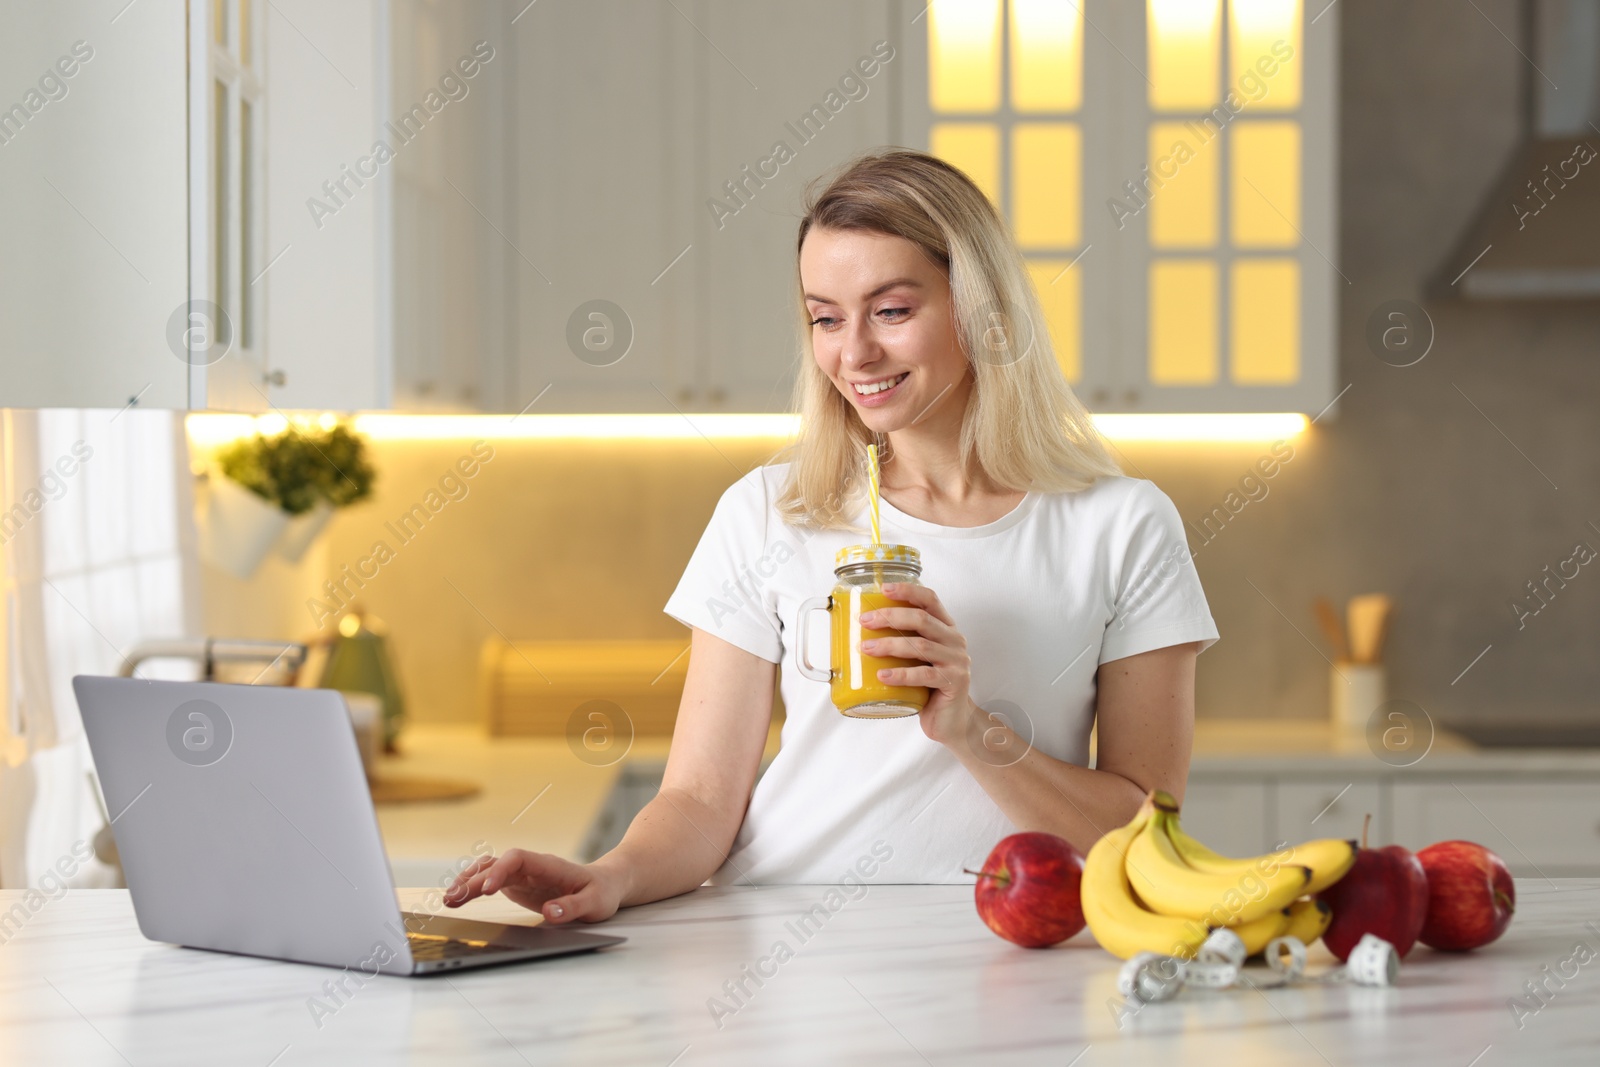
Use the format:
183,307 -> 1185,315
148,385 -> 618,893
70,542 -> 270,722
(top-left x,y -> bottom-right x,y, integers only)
447,148 -> 1218,922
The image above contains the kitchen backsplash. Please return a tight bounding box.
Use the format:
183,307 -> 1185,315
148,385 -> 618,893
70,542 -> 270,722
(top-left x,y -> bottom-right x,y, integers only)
196,404 -> 1599,732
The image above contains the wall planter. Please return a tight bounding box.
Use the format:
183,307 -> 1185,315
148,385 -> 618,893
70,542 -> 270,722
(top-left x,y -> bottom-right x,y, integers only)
201,423 -> 376,579
274,499 -> 336,563
200,474 -> 292,579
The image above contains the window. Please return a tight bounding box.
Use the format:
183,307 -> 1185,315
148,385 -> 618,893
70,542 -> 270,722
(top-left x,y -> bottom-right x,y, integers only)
929,0 -> 1087,383
926,0 -> 1334,413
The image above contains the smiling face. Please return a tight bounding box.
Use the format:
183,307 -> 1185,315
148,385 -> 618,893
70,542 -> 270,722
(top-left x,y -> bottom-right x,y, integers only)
800,227 -> 970,435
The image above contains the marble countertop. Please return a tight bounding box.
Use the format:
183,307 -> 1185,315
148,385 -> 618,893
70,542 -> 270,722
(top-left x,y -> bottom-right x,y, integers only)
2,881 -> 1596,1065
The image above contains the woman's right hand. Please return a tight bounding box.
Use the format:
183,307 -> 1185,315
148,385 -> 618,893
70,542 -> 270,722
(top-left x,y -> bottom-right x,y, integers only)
443,849 -> 624,924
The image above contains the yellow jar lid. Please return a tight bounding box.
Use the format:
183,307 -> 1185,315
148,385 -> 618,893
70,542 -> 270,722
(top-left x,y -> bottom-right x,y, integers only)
835,543 -> 920,567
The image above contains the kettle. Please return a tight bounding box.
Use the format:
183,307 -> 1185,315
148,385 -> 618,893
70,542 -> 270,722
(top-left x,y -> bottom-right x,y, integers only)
314,610 -> 408,752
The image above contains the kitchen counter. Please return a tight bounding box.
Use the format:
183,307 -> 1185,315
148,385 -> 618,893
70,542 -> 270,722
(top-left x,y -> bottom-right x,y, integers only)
1186,719 -> 1600,776
377,720 -> 1600,884
2,882 -> 1595,1065
374,723 -> 780,883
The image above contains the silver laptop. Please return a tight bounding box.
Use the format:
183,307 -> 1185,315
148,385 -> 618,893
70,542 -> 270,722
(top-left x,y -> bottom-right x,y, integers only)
74,675 -> 624,975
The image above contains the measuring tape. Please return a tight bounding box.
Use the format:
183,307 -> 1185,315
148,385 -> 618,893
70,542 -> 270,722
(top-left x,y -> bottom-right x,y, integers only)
1117,931 -> 1400,1003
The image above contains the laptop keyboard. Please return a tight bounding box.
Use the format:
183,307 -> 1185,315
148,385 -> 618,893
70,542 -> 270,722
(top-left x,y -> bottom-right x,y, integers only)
406,932 -> 514,961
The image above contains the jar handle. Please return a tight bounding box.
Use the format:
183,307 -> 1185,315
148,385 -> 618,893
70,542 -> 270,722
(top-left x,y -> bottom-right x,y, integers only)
795,595 -> 833,683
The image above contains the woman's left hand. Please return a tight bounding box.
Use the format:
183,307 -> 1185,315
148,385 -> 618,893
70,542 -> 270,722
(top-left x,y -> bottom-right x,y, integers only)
859,582 -> 979,745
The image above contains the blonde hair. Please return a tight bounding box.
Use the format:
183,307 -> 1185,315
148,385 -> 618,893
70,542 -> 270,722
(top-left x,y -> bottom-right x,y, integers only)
773,147 -> 1122,530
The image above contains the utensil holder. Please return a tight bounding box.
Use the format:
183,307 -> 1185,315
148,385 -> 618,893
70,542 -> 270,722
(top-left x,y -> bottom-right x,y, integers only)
1331,662 -> 1385,733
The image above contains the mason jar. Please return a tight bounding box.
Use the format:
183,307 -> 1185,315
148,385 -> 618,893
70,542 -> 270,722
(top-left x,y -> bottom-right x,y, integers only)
797,544 -> 930,718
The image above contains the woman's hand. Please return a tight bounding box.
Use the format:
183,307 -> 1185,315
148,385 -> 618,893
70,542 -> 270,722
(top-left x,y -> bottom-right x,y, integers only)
859,581 -> 980,745
444,850 -> 624,925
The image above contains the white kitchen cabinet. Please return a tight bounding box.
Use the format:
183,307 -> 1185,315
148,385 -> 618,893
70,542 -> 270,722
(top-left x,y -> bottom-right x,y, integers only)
1273,779 -> 1384,848
506,0 -> 699,414
1180,753 -> 1600,876
503,0 -> 902,415
0,1 -> 189,409
256,0 -> 389,413
1,1 -> 1339,418
1178,780 -> 1272,856
1391,780 -> 1600,878
384,0 -> 510,413
0,0 -> 390,413
696,1 -> 899,412
187,0 -> 390,413
257,0 -> 509,414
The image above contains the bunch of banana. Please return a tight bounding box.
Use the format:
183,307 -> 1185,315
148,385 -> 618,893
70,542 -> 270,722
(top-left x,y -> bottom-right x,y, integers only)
1083,791 -> 1358,960
1081,796 -> 1211,961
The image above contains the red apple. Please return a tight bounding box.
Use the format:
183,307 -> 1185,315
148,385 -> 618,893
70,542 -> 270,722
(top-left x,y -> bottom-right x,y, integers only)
1318,815 -> 1429,960
965,832 -> 1086,948
1416,840 -> 1515,951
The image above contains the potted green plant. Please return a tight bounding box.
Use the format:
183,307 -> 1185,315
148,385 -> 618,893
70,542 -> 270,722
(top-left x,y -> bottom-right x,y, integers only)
201,423 -> 376,578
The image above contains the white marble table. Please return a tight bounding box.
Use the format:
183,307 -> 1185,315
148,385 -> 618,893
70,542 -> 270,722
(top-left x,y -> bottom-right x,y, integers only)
2,882 -> 1596,1065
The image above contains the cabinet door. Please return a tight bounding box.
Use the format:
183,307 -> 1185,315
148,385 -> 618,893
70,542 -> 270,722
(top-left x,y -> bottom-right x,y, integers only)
1107,0 -> 1337,414
898,0 -> 1121,408
258,0 -> 387,412
386,0 -> 509,412
509,0 -> 698,414
1391,781 -> 1600,877
1274,780 -> 1384,847
698,1 -> 897,412
0,2 -> 188,409
1180,780 -> 1271,857
902,0 -> 1337,416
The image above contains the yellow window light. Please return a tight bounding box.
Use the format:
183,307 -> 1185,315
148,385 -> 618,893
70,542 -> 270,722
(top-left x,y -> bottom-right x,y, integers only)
929,0 -> 1002,113
352,413 -> 802,440
186,413 -> 260,447
1012,123 -> 1081,249
189,412 -> 800,445
1149,121 -> 1218,248
1096,412 -> 1309,441
1231,120 -> 1301,247
1010,0 -> 1082,112
1230,0 -> 1301,111
1231,258 -> 1300,384
931,122 -> 1002,207
188,409 -> 1311,447
1149,259 -> 1219,385
185,411 -> 356,441
1026,258 -> 1082,383
1148,0 -> 1221,112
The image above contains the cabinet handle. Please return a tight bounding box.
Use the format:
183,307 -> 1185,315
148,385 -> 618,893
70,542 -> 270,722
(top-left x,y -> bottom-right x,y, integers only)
708,387 -> 726,405
1121,388 -> 1140,406
262,369 -> 287,387
676,387 -> 695,405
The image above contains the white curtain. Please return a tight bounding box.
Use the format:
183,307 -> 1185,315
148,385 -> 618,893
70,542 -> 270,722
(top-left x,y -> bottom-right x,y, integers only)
0,409 -> 201,889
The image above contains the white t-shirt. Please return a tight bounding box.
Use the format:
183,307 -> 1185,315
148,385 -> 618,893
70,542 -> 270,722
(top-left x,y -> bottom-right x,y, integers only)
663,463 -> 1219,884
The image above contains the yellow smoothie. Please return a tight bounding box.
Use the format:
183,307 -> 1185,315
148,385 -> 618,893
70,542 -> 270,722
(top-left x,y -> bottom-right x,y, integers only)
830,589 -> 930,716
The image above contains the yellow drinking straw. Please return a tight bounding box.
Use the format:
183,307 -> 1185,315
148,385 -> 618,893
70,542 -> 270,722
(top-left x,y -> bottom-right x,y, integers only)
867,443 -> 882,545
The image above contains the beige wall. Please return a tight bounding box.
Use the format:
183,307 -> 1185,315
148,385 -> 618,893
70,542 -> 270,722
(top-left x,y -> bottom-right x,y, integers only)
203,435 -> 792,724
197,431 -> 1322,727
